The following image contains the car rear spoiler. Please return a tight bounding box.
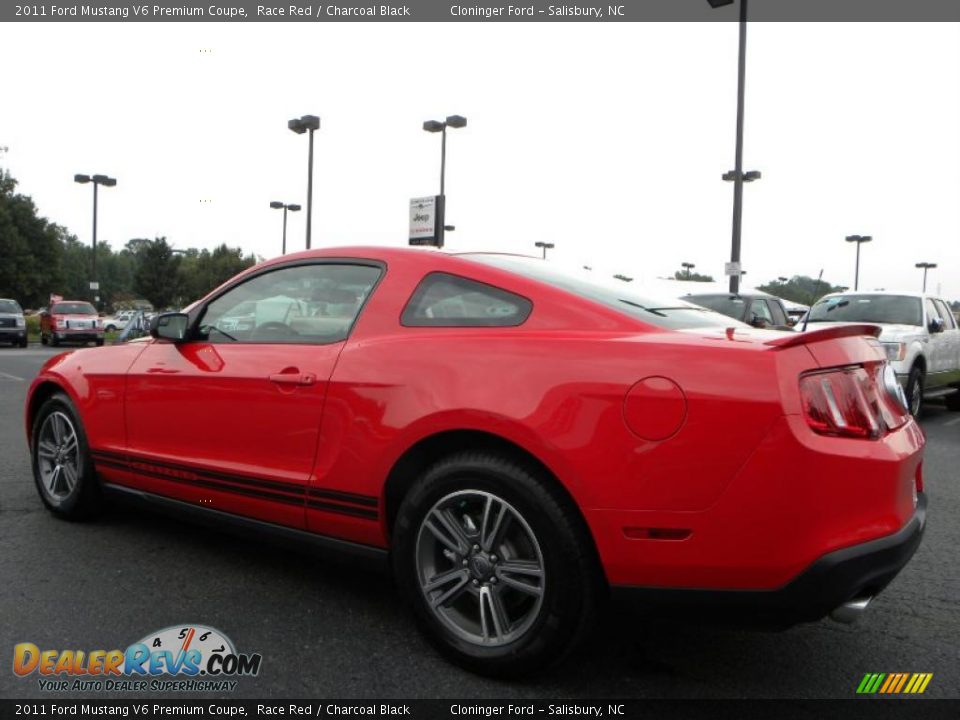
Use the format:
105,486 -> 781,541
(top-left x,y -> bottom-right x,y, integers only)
764,324 -> 881,349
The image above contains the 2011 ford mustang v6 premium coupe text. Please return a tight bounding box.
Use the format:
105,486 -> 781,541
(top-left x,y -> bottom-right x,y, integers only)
25,247 -> 926,676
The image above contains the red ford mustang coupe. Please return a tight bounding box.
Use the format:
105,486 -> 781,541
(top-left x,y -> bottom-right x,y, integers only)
25,247 -> 926,676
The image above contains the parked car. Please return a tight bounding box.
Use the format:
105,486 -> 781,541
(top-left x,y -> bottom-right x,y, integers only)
39,301 -> 105,347
103,309 -> 138,333
682,291 -> 794,329
803,291 -> 960,416
25,248 -> 925,677
0,298 -> 28,347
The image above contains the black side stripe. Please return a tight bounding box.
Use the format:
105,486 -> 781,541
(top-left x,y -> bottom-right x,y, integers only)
91,450 -> 379,521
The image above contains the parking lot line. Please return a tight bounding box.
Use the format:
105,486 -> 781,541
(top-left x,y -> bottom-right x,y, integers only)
945,416 -> 960,427
0,371 -> 25,382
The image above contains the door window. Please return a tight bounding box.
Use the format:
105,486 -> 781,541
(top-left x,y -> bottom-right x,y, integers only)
401,273 -> 532,327
934,299 -> 956,330
199,263 -> 382,344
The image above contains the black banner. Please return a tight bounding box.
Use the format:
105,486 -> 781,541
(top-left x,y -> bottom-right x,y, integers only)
5,0 -> 960,23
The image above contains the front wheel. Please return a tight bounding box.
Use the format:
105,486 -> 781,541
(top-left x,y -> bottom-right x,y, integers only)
392,453 -> 601,677
31,392 -> 103,519
906,366 -> 925,417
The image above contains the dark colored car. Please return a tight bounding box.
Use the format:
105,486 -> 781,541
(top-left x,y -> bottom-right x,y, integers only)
0,298 -> 28,347
683,292 -> 794,329
25,248 -> 924,677
39,301 -> 104,347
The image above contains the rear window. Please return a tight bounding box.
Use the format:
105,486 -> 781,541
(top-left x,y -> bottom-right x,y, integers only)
51,302 -> 97,315
807,295 -> 922,326
685,294 -> 746,320
464,255 -> 735,330
0,300 -> 22,314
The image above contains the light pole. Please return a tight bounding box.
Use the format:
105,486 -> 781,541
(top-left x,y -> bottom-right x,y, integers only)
845,235 -> 872,290
423,114 -> 467,247
287,114 -> 320,250
270,201 -> 301,256
681,262 -> 695,279
535,241 -> 555,259
915,262 -> 937,292
708,0 -> 760,295
74,173 -> 116,307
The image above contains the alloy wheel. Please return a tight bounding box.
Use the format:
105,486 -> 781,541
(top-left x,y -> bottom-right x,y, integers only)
36,411 -> 81,503
415,490 -> 545,647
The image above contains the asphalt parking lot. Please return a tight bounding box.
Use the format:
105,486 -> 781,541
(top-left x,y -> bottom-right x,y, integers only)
0,344 -> 958,700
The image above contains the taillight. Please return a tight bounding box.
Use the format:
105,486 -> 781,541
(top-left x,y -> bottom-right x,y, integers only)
800,363 -> 909,439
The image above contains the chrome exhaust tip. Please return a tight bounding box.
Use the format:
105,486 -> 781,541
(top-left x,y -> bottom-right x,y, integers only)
830,596 -> 873,624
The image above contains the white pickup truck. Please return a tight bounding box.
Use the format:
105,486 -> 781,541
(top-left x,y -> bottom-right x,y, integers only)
803,291 -> 960,416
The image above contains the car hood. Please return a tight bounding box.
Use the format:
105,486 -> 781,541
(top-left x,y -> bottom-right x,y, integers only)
0,313 -> 23,319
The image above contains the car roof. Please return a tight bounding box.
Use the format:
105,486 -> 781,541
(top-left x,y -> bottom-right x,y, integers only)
817,290 -> 940,300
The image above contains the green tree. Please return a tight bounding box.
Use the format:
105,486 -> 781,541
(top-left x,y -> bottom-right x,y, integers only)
0,166 -> 68,307
673,269 -> 715,282
133,237 -> 182,310
758,275 -> 846,305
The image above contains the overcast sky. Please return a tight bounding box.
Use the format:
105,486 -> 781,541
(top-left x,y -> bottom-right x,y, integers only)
2,22 -> 958,300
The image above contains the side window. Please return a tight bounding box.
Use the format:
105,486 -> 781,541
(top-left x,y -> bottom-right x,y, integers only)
934,299 -> 956,330
199,263 -> 381,344
768,300 -> 788,327
402,272 -> 532,327
925,298 -> 942,328
749,298 -> 774,325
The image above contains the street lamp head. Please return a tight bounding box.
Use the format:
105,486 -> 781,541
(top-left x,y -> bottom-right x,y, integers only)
445,115 -> 467,129
846,235 -> 873,244
288,118 -> 305,134
915,262 -> 937,269
288,204 -> 302,212
422,120 -> 444,133
300,115 -> 320,131
742,170 -> 761,182
102,177 -> 117,187
706,0 -> 736,7
74,174 -> 91,184
270,201 -> 284,209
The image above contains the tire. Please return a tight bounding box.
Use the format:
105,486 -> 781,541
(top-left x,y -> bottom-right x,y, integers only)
392,452 -> 601,678
945,390 -> 960,412
906,365 -> 925,418
96,339 -> 104,347
105,325 -> 116,333
50,335 -> 59,347
19,339 -> 28,348
40,333 -> 48,346
30,392 -> 103,520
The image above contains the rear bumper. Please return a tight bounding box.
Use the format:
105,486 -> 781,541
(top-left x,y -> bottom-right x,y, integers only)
611,494 -> 926,626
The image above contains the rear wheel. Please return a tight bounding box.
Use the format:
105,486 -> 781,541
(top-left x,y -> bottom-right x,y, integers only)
31,392 -> 103,519
392,452 -> 601,677
95,339 -> 104,347
40,333 -> 48,346
906,366 -> 925,417
50,335 -> 59,347
19,338 -> 28,348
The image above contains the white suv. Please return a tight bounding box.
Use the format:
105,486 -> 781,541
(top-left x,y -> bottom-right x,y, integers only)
803,291 -> 960,416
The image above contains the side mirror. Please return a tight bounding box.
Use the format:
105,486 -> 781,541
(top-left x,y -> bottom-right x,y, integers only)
150,312 -> 190,342
929,318 -> 945,334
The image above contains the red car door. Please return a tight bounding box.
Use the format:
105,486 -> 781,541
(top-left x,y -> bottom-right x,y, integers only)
117,261 -> 384,529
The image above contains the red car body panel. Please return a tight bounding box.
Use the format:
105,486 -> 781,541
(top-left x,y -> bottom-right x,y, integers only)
25,247 -> 925,596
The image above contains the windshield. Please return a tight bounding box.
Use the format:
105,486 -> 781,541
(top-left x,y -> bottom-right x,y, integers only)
463,255 -> 738,330
0,300 -> 22,314
51,302 -> 97,315
807,294 -> 922,326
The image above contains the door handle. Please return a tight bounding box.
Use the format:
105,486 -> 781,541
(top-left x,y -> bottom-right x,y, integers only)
269,372 -> 316,386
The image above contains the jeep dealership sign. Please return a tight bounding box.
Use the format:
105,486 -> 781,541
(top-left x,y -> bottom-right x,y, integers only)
409,195 -> 443,247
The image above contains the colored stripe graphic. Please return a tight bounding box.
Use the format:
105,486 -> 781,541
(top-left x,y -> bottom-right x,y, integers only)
857,673 -> 932,694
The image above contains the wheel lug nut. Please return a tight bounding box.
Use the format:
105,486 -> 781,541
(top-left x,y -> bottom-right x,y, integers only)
462,559 -> 468,566
472,544 -> 480,552
490,577 -> 498,584
490,555 -> 498,563
472,579 -> 480,586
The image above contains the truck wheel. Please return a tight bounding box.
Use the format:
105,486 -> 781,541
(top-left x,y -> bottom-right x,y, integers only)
906,366 -> 924,417
945,391 -> 960,412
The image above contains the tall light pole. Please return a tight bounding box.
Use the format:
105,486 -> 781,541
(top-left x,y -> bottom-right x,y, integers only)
681,262 -> 695,279
845,235 -> 872,290
270,201 -> 301,256
74,173 -> 116,307
915,262 -> 937,292
708,0 -> 761,295
534,241 -> 555,259
287,114 -> 320,250
423,114 -> 467,247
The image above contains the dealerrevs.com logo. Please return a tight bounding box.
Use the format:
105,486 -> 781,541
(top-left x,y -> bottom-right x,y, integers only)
13,624 -> 262,693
